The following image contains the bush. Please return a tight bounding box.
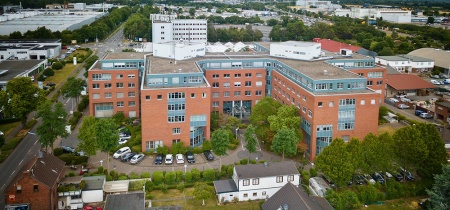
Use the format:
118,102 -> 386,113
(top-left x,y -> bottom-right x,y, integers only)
52,62 -> 64,70
240,158 -> 248,165
24,119 -> 37,129
384,181 -> 406,199
184,172 -> 192,183
129,180 -> 145,191
106,175 -> 113,181
228,143 -> 238,150
97,166 -> 104,174
118,175 -> 128,180
202,169 -> 216,181
250,160 -> 257,164
192,147 -> 203,154
38,74 -> 46,81
141,172 -> 150,179
165,171 -> 176,185
68,172 -> 75,177
227,166 -> 234,177
152,171 -> 164,185
177,182 -> 185,192
175,171 -> 183,182
57,154 -> 89,165
191,168 -> 201,182
110,170 -> 119,180
309,168 -> 317,177
145,180 -> 155,192
73,111 -> 82,118
53,148 -> 63,156
43,68 -> 55,77
202,140 -> 212,150
301,170 -> 310,184
160,183 -> 168,193
1,137 -> 22,151
129,172 -> 140,179
357,185 -> 384,204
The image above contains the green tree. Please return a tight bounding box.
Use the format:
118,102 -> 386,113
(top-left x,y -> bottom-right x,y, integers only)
378,106 -> 389,120
202,140 -> 212,151
244,124 -> 257,160
250,97 -> 281,146
346,138 -> 363,175
189,8 -> 196,17
95,118 -> 119,172
77,116 -> 98,156
211,129 -> 230,171
426,164 -> 450,210
316,138 -> 354,188
266,18 -> 279,26
171,142 -> 185,155
2,77 -> 46,126
271,127 -> 299,161
268,105 -> 302,150
60,77 -> 86,112
36,101 -> 69,151
193,182 -> 214,206
156,145 -> 169,155
360,133 -> 394,174
427,16 -> 435,24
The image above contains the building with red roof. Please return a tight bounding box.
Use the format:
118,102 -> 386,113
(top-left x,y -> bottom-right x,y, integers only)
386,74 -> 437,97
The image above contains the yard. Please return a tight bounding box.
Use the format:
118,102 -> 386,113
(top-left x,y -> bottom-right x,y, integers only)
44,63 -> 79,86
363,196 -> 428,210
0,121 -> 20,136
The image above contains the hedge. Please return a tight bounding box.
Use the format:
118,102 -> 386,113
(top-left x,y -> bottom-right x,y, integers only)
24,119 -> 37,129
0,118 -> 21,124
57,154 -> 89,165
1,137 -> 23,151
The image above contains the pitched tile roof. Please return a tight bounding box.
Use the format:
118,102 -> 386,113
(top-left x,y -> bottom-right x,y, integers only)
386,74 -> 437,90
104,191 -> 145,210
313,38 -> 362,53
31,151 -> 66,189
213,179 -> 238,193
261,182 -> 334,210
234,161 -> 299,179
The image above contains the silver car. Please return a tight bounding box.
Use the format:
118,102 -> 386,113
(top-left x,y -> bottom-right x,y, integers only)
130,154 -> 145,164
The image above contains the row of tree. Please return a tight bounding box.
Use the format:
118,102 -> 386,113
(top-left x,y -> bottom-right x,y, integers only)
208,24 -> 263,42
315,123 -> 447,189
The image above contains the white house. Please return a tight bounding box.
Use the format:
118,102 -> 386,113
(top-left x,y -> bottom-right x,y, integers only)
153,40 -> 205,60
81,176 -> 105,203
270,41 -> 321,61
375,55 -> 434,73
152,15 -> 207,44
213,161 -> 300,203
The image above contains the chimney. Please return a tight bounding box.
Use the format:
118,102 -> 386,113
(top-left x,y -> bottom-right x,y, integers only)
38,150 -> 43,159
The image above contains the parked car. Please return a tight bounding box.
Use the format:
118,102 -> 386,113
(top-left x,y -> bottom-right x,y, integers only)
400,168 -> 415,181
130,154 -> 145,164
363,174 -> 376,185
61,146 -> 76,153
371,172 -> 385,184
118,138 -> 128,145
46,82 -> 56,87
384,171 -> 393,180
120,152 -> 136,162
165,154 -> 173,165
75,150 -> 86,156
321,174 -> 335,187
415,110 -> 424,116
353,174 -> 365,185
420,113 -> 433,119
430,80 -> 440,85
154,154 -> 163,165
113,147 -> 131,159
394,173 -> 404,182
397,104 -> 410,109
185,151 -> 195,163
203,150 -> 214,161
176,154 -> 185,164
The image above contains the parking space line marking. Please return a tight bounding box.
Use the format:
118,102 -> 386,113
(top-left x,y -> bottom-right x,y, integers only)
126,166 -> 136,175
19,160 -> 23,165
206,162 -> 213,169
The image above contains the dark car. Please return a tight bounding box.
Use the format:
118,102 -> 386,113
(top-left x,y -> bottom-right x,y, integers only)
154,154 -> 163,165
321,174 -> 335,187
61,146 -> 76,153
394,173 -> 404,182
371,172 -> 385,184
47,82 -> 56,87
400,168 -> 415,181
353,174 -> 365,185
120,152 -> 136,162
185,151 -> 195,163
203,150 -> 214,161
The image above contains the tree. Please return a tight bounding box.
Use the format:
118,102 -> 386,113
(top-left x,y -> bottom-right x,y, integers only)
316,138 -> 354,188
77,116 -> 98,157
211,129 -> 230,171
271,127 -> 299,161
426,164 -> 450,210
189,8 -> 196,17
171,142 -> 184,155
360,133 -> 394,174
2,77 -> 46,126
36,101 -> 69,151
95,118 -> 119,173
268,105 -> 302,150
202,140 -> 212,151
250,97 -> 281,146
244,124 -> 257,160
427,16 -> 435,24
60,77 -> 86,112
156,145 -> 169,155
378,106 -> 389,120
193,182 -> 214,206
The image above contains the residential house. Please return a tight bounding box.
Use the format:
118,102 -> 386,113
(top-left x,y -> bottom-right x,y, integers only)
4,151 -> 65,210
57,176 -> 84,210
213,161 -> 300,203
82,175 -> 105,203
385,74 -> 436,98
104,191 -> 145,210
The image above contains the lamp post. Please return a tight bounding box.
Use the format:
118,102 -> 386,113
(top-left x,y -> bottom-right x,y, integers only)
235,128 -> 239,140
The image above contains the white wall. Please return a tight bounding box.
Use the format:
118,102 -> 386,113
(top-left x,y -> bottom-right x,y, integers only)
152,22 -> 173,44
270,42 -> 321,60
153,42 -> 205,60
82,190 -> 103,203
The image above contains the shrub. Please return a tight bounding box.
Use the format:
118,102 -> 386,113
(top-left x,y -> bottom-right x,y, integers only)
357,185 -> 384,204
160,183 -> 168,193
53,148 -> 63,156
73,111 -> 82,118
141,172 -> 150,179
240,158 -> 248,165
43,68 -> 55,77
227,166 -> 234,177
165,171 -> 176,185
129,180 -> 145,191
250,160 -> 257,164
309,168 -> 317,177
118,175 -> 128,180
192,147 -> 203,154
191,168 -> 201,182
385,181 -> 406,199
177,182 -> 185,192
228,143 -> 238,150
52,62 -> 64,70
97,166 -> 104,174
175,171 -> 183,182
152,171 -> 164,185
202,169 -> 216,181
129,172 -> 140,179
184,172 -> 192,183
110,170 -> 119,180
38,74 -> 46,81
301,170 -> 310,184
202,140 -> 212,150
24,119 -> 37,129
145,180 -> 155,192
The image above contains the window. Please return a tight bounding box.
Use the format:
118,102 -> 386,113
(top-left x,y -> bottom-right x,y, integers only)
256,73 -> 263,77
243,179 -> 250,186
104,83 -> 112,88
367,81 -> 373,86
93,93 -> 100,99
157,95 -> 162,100
168,104 -> 185,110
245,91 -> 251,96
276,176 -> 283,183
245,73 -> 252,77
234,73 -> 241,78
116,92 -> 124,98
252,178 -> 259,185
288,175 -> 294,182
212,74 -> 219,78
329,101 -> 334,107
368,72 -> 383,78
234,91 -> 241,96
128,101 -> 136,107
253,193 -> 257,197
116,83 -> 124,88
318,102 -> 323,107
172,128 -> 181,134
245,81 -> 252,87
128,92 -> 135,97
302,106 -> 306,113
168,115 -> 185,122
234,82 -> 241,87
223,91 -> 230,97
337,82 -> 344,89
117,102 -> 124,107
16,185 -> 21,193
172,139 -> 180,144
92,84 -> 99,89
128,74 -> 135,78
256,81 -> 262,86
361,100 -> 365,105
339,99 -> 356,105
243,193 -> 248,198
116,74 -> 123,79
308,110 -> 313,118
105,93 -> 112,98
224,82 -> 230,88
191,93 -> 196,98
128,82 -> 136,88
145,95 -> 150,100
212,101 -> 219,107
212,82 -> 219,88
262,191 -> 266,196
33,184 -> 38,192
303,96 -> 306,101
224,74 -> 230,78
168,92 -> 185,99
371,99 -> 376,104
256,90 -> 262,96
377,80 -> 383,85
202,93 -> 206,98
212,92 -> 219,98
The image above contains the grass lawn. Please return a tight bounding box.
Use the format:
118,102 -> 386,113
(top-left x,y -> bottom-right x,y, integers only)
378,123 -> 405,135
148,188 -> 260,209
0,121 -> 20,136
363,197 -> 427,210
45,63 -> 79,85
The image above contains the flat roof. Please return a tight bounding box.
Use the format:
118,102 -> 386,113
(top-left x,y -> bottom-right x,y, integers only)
0,60 -> 45,81
103,52 -> 148,60
271,41 -> 319,47
146,55 -> 202,74
0,39 -> 61,43
376,56 -> 410,61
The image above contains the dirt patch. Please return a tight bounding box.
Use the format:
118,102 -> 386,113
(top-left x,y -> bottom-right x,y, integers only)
378,122 -> 406,134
